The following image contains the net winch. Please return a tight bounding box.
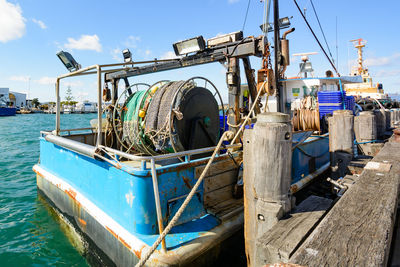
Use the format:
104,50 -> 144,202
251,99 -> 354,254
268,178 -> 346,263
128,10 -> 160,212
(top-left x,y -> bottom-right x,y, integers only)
112,77 -> 224,155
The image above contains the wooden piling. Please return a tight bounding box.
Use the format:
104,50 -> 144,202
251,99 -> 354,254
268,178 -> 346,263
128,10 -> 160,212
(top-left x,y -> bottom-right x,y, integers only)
385,109 -> 391,130
243,112 -> 292,267
329,110 -> 354,177
354,111 -> 377,143
329,110 -> 354,155
374,109 -> 386,139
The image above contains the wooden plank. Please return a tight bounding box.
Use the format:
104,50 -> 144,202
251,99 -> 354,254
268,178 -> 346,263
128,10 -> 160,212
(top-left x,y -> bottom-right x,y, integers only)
347,155 -> 372,175
290,142 -> 400,266
206,198 -> 243,220
195,155 -> 240,178
203,170 -> 237,193
204,185 -> 233,208
255,196 -> 332,266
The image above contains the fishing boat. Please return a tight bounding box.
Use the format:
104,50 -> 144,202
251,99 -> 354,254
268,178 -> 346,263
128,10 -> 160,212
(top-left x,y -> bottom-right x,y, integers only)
32,2 -> 359,265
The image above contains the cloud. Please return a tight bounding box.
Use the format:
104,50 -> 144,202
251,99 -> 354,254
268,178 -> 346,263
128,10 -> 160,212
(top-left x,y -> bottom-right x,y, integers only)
160,51 -> 179,60
64,34 -> 102,52
375,69 -> 400,77
145,49 -> 152,56
9,75 -> 29,82
123,35 -> 141,48
364,53 -> 400,67
64,81 -> 84,88
35,76 -> 56,85
32,18 -> 47,29
111,48 -> 122,61
228,0 -> 240,3
0,0 -> 26,43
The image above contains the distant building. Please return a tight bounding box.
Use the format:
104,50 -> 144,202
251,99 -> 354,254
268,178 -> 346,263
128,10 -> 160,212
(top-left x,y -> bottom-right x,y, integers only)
0,88 -> 27,108
10,91 -> 27,108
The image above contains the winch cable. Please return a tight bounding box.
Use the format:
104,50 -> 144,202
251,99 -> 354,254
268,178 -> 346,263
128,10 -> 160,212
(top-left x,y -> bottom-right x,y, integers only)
241,0 -> 251,32
309,0 -> 335,65
136,82 -> 265,267
293,0 -> 340,76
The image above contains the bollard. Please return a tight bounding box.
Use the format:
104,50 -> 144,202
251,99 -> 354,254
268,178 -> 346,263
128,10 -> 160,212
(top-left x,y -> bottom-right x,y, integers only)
329,110 -> 354,178
374,109 -> 386,139
385,109 -> 391,130
329,110 -> 354,154
390,109 -> 396,128
243,112 -> 292,267
354,111 -> 377,143
395,108 -> 400,127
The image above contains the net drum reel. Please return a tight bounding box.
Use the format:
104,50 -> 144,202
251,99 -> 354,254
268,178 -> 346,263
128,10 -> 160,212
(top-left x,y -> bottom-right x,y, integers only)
112,82 -> 151,152
113,77 -> 224,155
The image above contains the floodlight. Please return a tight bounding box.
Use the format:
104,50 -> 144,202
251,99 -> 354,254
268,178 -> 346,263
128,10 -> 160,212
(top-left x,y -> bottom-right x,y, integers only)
173,36 -> 206,56
259,16 -> 292,33
56,51 -> 81,72
207,31 -> 243,47
122,49 -> 132,63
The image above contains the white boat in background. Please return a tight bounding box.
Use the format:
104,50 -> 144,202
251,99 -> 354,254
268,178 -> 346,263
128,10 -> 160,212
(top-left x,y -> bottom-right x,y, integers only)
344,39 -> 388,100
75,101 -> 97,113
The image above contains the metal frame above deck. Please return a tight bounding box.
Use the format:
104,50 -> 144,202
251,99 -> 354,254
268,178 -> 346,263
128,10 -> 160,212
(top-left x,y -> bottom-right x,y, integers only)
54,34 -> 266,148
104,36 -> 266,81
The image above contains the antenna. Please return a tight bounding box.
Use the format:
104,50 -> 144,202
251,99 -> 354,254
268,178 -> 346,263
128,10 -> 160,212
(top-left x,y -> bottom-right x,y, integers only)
293,52 -> 318,61
350,38 -> 367,75
336,16 -> 338,74
293,52 -> 318,78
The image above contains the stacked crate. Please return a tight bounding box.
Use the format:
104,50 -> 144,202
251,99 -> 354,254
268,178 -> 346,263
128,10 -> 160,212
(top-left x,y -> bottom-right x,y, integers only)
318,91 -> 354,118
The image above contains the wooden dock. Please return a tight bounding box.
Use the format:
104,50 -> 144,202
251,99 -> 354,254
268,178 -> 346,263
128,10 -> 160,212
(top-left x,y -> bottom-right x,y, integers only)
257,141 -> 400,266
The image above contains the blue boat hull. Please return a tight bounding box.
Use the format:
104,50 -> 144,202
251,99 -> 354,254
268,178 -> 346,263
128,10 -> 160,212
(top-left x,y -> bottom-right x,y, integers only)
34,131 -> 329,266
0,107 -> 16,116
35,168 -> 244,266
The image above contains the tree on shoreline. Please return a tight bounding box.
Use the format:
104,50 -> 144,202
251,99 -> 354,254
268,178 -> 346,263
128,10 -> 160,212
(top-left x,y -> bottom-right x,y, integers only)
32,98 -> 40,108
64,86 -> 75,105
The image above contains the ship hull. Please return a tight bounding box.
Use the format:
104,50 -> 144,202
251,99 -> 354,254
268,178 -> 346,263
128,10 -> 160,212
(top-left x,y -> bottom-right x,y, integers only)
0,107 -> 16,116
34,165 -> 244,266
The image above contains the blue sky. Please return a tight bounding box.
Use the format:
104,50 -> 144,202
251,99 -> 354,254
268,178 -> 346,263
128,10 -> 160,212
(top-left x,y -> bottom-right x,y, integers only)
1,0 -> 399,103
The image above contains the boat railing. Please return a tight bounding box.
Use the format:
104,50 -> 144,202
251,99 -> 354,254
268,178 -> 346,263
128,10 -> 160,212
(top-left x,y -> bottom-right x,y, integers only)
40,130 -> 241,252
40,130 -> 241,165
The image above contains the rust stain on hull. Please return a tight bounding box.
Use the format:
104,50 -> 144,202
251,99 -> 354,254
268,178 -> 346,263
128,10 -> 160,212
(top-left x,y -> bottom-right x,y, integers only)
78,218 -> 87,227
105,226 -> 133,252
35,169 -> 147,262
66,189 -> 77,201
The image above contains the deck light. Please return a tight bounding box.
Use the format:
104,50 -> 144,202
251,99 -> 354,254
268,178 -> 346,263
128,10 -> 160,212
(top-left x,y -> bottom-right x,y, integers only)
260,16 -> 292,33
122,49 -> 132,63
56,51 -> 81,72
207,31 -> 243,47
173,36 -> 206,56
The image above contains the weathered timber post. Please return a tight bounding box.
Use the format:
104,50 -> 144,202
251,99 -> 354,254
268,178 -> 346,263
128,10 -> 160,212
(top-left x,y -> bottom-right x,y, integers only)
395,108 -> 400,126
384,109 -> 391,130
354,111 -> 381,156
354,111 -> 377,142
374,109 -> 386,139
390,109 -> 396,128
243,112 -> 292,267
329,110 -> 354,178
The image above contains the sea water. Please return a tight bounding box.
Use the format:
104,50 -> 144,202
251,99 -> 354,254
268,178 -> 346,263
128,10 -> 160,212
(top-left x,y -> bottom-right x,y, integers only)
0,113 -> 97,266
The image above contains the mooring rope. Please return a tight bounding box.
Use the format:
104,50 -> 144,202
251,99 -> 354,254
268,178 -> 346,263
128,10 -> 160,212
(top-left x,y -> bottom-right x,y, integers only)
135,131 -> 229,267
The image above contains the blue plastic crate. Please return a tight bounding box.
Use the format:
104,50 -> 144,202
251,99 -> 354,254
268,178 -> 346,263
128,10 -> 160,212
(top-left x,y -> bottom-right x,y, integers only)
344,96 -> 355,111
317,91 -> 345,103
319,105 -> 343,118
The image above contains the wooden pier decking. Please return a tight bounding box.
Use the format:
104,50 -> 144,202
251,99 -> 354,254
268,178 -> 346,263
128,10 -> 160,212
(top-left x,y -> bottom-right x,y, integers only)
293,141 -> 400,266
257,141 -> 400,266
